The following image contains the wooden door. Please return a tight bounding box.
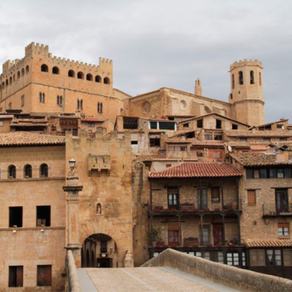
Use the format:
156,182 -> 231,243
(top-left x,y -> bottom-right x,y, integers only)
213,224 -> 223,246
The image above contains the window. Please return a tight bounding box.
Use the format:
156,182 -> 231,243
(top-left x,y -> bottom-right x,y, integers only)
168,223 -> 180,246
41,64 -> 48,72
77,72 -> 84,79
197,119 -> 203,128
211,187 -> 220,202
232,124 -> 238,130
24,164 -> 32,178
216,119 -> 222,129
95,75 -> 101,83
214,133 -> 222,140
246,169 -> 254,179
259,72 -> 262,86
200,225 -> 210,245
68,70 -> 75,77
9,207 -> 22,227
8,165 -> 16,178
227,252 -> 239,266
86,74 -> 93,81
77,99 -> 83,110
250,70 -> 254,84
37,265 -> 52,286
21,95 -> 24,107
150,121 -> 157,129
57,95 -> 63,106
250,249 -> 265,266
40,164 -> 48,177
198,188 -> 208,209
239,71 -> 243,85
267,249 -> 282,266
131,141 -> 138,145
159,122 -> 175,130
168,188 -> 179,210
104,77 -> 110,84
9,266 -> 23,287
150,138 -> 160,147
276,189 -> 289,213
277,124 -> 284,129
52,66 -> 59,74
232,74 -> 235,89
259,168 -> 267,178
278,223 -> 289,236
205,133 -> 212,140
283,249 -> 292,266
100,240 -> 107,253
39,92 -> 45,103
88,123 -> 95,127
36,206 -> 51,226
26,65 -> 29,74
183,123 -> 189,128
247,190 -> 256,206
97,102 -> 103,113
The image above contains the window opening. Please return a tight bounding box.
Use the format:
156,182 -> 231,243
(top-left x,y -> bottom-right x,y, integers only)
9,207 -> 23,227
97,102 -> 103,114
250,70 -> 254,84
37,265 -> 52,286
52,66 -> 59,74
250,249 -> 265,266
8,165 -> 16,178
276,189 -> 289,213
239,71 -> 243,85
96,203 -> 101,215
104,77 -> 110,84
40,164 -> 48,177
41,64 -> 48,72
200,225 -> 211,245
21,95 -> 25,107
216,119 -> 222,129
24,164 -> 32,178
278,223 -> 289,236
68,70 -> 75,77
197,119 -> 203,128
168,188 -> 179,210
9,266 -> 23,287
183,123 -> 189,128
198,188 -> 208,209
267,249 -> 282,266
211,187 -> 220,202
36,206 -> 51,226
227,252 -> 239,266
232,74 -> 235,89
150,121 -> 157,129
86,74 -> 93,81
77,72 -> 84,79
232,124 -> 238,130
150,138 -> 160,147
26,65 -> 29,74
57,95 -> 63,106
259,72 -> 262,86
95,75 -> 101,82
246,169 -> 254,179
39,92 -> 45,103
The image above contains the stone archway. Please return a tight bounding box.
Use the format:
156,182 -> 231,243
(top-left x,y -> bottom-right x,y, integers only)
81,233 -> 118,268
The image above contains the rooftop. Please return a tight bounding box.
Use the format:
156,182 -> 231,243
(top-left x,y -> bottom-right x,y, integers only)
225,130 -> 292,137
0,132 -> 65,146
149,162 -> 241,178
245,239 -> 292,248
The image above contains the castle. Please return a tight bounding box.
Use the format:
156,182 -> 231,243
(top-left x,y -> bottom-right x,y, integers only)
0,43 -> 291,291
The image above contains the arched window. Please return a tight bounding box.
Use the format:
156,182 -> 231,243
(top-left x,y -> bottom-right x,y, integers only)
8,165 -> 16,179
250,71 -> 254,84
96,203 -> 101,215
40,164 -> 48,177
21,68 -> 25,76
6,79 -> 8,86
26,65 -> 29,74
238,71 -> 243,85
259,72 -> 262,86
104,77 -> 110,84
232,74 -> 235,89
95,75 -> 101,83
68,70 -> 75,78
24,164 -> 32,178
17,71 -> 20,79
52,66 -> 59,74
9,77 -> 12,84
77,72 -> 84,79
86,73 -> 93,81
41,64 -> 48,72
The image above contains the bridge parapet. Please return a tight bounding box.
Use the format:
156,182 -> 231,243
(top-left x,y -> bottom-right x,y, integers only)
66,250 -> 82,292
142,248 -> 292,292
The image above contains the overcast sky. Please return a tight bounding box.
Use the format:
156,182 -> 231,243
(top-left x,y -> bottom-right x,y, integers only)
0,0 -> 291,123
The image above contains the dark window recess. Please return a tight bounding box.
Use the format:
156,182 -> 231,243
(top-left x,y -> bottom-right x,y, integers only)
9,207 -> 23,227
259,125 -> 271,131
239,71 -> 243,85
123,117 -> 138,129
168,188 -> 179,210
37,265 -> 52,286
41,64 -> 48,72
276,189 -> 289,213
232,124 -> 238,130
198,188 -> 208,209
72,129 -> 78,136
40,164 -> 48,177
131,141 -> 138,145
250,70 -> 254,84
150,138 -> 160,147
214,134 -> 223,140
180,146 -> 187,151
197,119 -> 203,128
183,123 -> 189,128
57,95 -> 63,106
277,124 -> 284,129
150,121 -> 157,129
246,169 -> 254,179
211,187 -> 220,202
36,206 -> 51,226
24,164 -> 32,178
100,240 -> 107,253
216,119 -> 222,129
259,168 -> 267,178
8,165 -> 16,178
205,133 -> 212,140
9,266 -> 23,287
97,102 -> 102,113
186,131 -> 195,138
159,122 -> 175,130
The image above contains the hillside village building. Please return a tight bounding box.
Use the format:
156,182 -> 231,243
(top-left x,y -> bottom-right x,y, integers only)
0,43 -> 291,291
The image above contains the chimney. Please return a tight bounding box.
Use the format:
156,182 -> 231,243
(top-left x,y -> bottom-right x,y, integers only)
195,78 -> 202,96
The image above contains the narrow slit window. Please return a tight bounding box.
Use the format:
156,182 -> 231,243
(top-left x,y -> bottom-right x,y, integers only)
239,71 -> 243,85
250,70 -> 254,84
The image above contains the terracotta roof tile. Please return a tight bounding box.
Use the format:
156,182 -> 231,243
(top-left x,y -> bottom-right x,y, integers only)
225,130 -> 292,137
149,162 -> 242,178
245,239 -> 292,248
0,132 -> 65,146
230,152 -> 292,166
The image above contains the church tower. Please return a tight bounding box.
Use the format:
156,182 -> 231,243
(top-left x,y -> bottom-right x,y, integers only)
229,59 -> 264,126
195,78 -> 202,96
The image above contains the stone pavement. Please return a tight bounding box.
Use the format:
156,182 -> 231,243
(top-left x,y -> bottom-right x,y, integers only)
78,267 -> 241,292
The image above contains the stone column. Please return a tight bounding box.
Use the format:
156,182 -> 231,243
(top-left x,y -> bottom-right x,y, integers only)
63,172 -> 83,267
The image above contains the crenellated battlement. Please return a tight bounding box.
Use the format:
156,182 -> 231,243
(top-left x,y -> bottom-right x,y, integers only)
230,59 -> 262,70
25,42 -> 49,57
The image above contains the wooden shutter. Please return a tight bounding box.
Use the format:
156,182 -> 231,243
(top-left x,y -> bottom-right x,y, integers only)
247,190 -> 256,206
37,265 -> 52,286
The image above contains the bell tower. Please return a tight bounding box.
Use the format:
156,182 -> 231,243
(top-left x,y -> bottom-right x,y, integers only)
229,59 -> 264,126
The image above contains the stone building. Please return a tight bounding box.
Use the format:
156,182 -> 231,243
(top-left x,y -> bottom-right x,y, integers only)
0,43 -> 291,290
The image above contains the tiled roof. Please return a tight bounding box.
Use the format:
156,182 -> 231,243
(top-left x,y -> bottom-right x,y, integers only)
149,162 -> 242,178
225,130 -> 292,137
81,118 -> 104,122
245,239 -> 292,248
230,152 -> 292,166
0,132 -> 65,146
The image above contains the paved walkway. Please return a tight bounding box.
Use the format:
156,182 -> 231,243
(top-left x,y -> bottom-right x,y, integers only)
78,267 -> 240,292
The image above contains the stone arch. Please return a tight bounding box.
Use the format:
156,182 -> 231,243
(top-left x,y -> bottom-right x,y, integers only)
41,64 -> 48,72
95,75 -> 101,83
77,71 -> 84,79
86,73 -> 93,81
103,77 -> 110,84
52,66 -> 59,75
68,70 -> 75,78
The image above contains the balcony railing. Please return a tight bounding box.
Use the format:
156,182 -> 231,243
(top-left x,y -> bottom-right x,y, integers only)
262,204 -> 292,218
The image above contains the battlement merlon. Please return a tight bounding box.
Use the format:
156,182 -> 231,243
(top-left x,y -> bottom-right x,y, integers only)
230,59 -> 263,71
25,42 -> 49,57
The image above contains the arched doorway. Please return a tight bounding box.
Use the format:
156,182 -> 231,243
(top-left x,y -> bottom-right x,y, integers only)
81,233 -> 118,268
